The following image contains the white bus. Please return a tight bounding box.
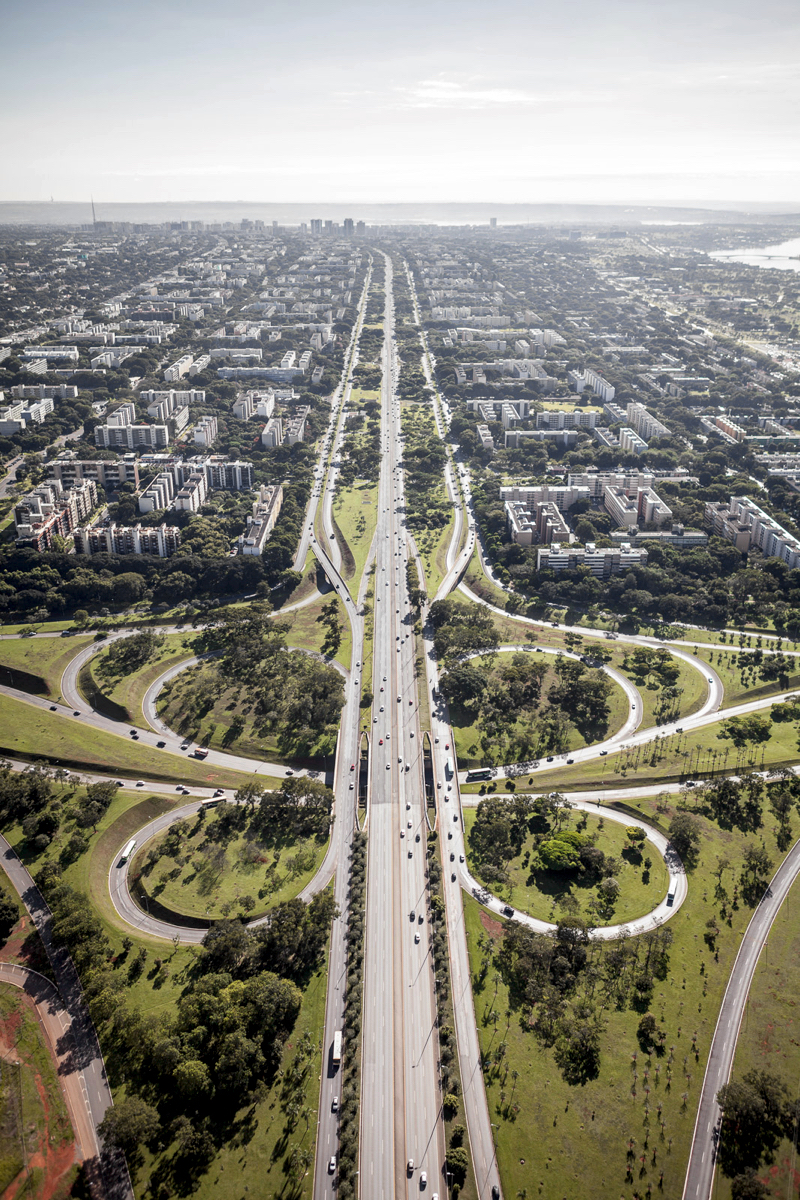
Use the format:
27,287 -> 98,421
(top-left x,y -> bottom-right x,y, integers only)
332,1030 -> 342,1066
120,839 -> 136,864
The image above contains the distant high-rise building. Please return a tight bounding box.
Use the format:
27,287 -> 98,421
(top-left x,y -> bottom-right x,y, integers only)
356,220 -> 366,235
343,218 -> 354,236
310,219 -> 322,235
490,217 -> 497,229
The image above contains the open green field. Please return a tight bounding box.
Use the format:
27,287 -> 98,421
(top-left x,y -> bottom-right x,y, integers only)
0,633 -> 94,701
0,693 -> 254,788
417,516 -> 454,598
463,796 -> 798,1200
463,806 -> 670,925
85,631 -> 198,726
279,591 -> 352,669
130,809 -> 328,922
332,480 -> 378,593
715,870 -> 800,1200
0,984 -> 76,1197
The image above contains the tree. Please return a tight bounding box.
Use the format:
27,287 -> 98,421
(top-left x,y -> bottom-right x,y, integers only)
447,1145 -> 470,1185
730,1170 -> 770,1200
0,894 -> 17,939
668,813 -> 701,864
98,1096 -> 159,1155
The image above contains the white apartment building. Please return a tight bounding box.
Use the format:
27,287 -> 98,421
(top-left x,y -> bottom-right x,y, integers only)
193,415 -> 218,447
477,424 -> 494,452
619,427 -> 648,455
261,417 -> 283,447
626,402 -> 671,441
164,354 -> 194,381
189,354 -> 211,376
94,403 -> 169,450
537,541 -> 648,576
568,368 -> 616,403
21,345 -> 79,362
705,496 -> 800,569
73,522 -> 181,557
174,472 -> 208,513
139,472 -> 175,513
535,409 -> 598,430
237,485 -> 283,555
285,406 -> 310,445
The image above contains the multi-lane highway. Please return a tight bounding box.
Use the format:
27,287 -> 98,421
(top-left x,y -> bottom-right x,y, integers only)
359,255 -> 445,1199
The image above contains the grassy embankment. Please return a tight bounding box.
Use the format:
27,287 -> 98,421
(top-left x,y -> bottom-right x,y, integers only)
332,481 -> 378,595
463,797 -> 798,1200
0,634 -> 94,702
82,632 -> 198,727
0,693 -> 254,788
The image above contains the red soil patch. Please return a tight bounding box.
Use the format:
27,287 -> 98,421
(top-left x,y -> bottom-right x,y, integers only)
0,994 -> 77,1200
0,917 -> 51,976
480,910 -> 505,940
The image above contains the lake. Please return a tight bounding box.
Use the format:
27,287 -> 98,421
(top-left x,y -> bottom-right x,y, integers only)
710,236 -> 800,273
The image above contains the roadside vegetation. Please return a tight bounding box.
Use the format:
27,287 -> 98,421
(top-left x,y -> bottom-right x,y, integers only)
0,632 -> 94,701
462,770 -> 800,1200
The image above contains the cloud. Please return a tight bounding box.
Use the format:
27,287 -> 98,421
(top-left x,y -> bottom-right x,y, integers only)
399,78 -> 541,109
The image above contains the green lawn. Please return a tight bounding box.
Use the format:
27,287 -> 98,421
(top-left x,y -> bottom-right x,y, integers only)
417,516 -> 454,597
333,481 -> 378,593
464,807 -> 670,926
130,813 -> 328,922
0,693 -> 255,788
715,871 -> 800,1200
279,590 -> 352,670
463,797 -> 798,1200
0,634 -> 94,701
84,632 -> 199,727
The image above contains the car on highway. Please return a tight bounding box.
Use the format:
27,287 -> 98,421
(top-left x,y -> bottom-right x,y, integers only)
157,740 -> 166,748
420,1172 -> 427,1187
414,932 -> 420,943
214,789 -> 224,797
49,704 -> 57,711
73,710 -> 81,716
666,892 -> 675,907
708,677 -> 714,683
407,1160 -> 414,1174
386,763 -> 390,770
332,1096 -> 339,1112
460,854 -> 465,862
600,750 -> 608,756
328,1156 -> 336,1173
136,780 -> 144,787
502,905 -> 514,917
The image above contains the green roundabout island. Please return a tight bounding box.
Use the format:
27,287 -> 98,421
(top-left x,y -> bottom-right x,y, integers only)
464,802 -> 670,927
126,783 -> 332,925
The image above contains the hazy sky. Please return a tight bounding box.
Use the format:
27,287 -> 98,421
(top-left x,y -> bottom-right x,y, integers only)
2,0 -> 799,205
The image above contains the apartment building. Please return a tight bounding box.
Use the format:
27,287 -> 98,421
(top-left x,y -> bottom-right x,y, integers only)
139,472 -> 175,513
174,472 -> 208,513
237,484 -> 284,555
705,496 -> 800,569
0,397 -> 55,434
14,478 -> 98,551
193,415 -> 218,446
604,485 -> 672,527
49,455 -> 140,491
285,406 -> 310,445
476,424 -> 494,452
537,540 -> 648,576
504,429 -> 580,449
626,402 -> 671,441
568,368 -> 616,403
619,427 -> 648,456
142,389 -> 205,420
535,409 -> 598,430
593,427 -> 620,449
94,403 -> 169,451
164,354 -> 194,381
610,524 -> 708,549
261,417 -> 283,447
73,522 -> 182,557
9,384 -> 78,400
